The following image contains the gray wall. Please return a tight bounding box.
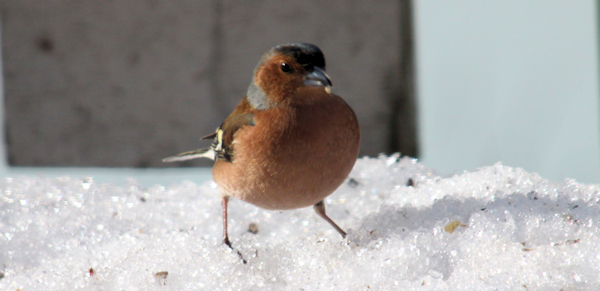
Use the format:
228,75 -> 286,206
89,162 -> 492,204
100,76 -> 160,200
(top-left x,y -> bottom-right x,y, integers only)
1,1 -> 416,167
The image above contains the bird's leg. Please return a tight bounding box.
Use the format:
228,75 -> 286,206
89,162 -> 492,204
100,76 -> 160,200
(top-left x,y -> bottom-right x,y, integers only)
222,196 -> 247,264
314,200 -> 347,238
222,196 -> 232,248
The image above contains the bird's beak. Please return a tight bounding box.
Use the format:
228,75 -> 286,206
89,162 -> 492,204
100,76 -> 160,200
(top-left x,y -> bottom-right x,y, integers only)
303,67 -> 332,88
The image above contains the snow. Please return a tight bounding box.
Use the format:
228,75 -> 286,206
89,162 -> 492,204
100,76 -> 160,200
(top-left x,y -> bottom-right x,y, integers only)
1,154 -> 599,290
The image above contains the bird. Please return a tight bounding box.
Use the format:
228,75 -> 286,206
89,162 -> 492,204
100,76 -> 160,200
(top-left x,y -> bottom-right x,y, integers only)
163,43 -> 360,248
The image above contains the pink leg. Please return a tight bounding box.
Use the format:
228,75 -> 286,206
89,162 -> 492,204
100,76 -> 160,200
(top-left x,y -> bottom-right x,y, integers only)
222,196 -> 232,248
314,200 -> 347,238
221,196 -> 247,263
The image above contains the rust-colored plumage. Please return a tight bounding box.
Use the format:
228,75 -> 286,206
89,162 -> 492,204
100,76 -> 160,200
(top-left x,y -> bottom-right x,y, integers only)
164,43 -> 360,249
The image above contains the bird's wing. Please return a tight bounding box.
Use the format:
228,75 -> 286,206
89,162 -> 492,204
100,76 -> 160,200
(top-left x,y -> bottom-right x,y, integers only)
215,98 -> 256,162
163,97 -> 256,163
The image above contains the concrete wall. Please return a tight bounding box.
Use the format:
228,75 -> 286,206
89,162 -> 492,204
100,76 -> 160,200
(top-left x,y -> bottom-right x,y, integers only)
1,0 -> 416,167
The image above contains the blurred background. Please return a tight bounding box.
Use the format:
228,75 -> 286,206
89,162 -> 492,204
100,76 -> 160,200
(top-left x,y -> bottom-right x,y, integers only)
0,0 -> 598,184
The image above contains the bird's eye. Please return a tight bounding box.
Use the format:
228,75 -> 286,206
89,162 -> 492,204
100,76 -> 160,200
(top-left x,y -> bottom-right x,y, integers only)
280,62 -> 293,73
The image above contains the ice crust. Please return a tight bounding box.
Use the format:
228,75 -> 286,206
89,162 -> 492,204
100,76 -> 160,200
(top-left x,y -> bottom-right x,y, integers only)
0,154 -> 599,290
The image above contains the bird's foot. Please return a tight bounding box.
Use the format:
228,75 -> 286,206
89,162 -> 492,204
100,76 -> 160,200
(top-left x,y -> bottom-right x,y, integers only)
223,238 -> 247,264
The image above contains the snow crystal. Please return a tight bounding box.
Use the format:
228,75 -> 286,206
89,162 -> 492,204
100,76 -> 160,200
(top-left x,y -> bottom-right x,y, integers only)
0,154 -> 598,290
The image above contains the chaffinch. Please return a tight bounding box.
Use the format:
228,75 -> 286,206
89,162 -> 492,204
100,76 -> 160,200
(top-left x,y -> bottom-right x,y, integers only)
164,43 -> 360,248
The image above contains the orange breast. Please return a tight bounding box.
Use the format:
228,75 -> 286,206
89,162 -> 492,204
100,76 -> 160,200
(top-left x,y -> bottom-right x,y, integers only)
212,90 -> 360,210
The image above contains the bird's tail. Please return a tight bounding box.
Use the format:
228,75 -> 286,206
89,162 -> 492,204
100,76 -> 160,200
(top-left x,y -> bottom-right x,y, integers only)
162,148 -> 215,162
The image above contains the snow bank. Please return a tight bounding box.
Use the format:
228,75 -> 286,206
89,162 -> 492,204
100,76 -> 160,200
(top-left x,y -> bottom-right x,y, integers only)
1,154 -> 598,290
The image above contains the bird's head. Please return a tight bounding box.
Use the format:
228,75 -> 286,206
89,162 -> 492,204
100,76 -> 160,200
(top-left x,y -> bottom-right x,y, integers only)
247,43 -> 333,109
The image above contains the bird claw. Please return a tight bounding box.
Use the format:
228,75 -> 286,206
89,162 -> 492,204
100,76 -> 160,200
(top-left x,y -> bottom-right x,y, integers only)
222,239 -> 247,264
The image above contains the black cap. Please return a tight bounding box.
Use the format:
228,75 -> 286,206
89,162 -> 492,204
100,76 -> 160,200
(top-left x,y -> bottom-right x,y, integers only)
272,43 -> 326,71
